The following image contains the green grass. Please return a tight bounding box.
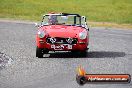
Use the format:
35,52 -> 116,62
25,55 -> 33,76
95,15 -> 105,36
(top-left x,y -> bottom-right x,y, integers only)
0,0 -> 132,24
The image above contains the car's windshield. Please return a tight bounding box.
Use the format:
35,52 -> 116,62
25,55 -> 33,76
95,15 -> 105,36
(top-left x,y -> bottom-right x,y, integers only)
41,15 -> 81,26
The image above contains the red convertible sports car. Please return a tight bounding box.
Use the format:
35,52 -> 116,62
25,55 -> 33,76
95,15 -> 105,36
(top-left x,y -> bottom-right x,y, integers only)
35,13 -> 89,58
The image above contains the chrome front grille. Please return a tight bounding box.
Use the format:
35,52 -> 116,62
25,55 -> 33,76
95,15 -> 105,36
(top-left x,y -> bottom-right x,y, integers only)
46,37 -> 77,44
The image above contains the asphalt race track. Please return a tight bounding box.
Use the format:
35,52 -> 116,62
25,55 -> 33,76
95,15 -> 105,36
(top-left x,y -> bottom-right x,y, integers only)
0,21 -> 132,88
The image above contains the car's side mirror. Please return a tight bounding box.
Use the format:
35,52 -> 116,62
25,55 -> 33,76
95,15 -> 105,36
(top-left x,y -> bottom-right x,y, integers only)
35,23 -> 41,27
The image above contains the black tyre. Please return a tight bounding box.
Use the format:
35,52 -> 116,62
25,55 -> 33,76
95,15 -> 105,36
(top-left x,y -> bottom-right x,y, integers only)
76,75 -> 87,85
36,47 -> 43,58
36,47 -> 49,58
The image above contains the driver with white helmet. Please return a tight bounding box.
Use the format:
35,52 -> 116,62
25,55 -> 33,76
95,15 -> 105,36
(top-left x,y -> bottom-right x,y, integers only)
48,15 -> 58,25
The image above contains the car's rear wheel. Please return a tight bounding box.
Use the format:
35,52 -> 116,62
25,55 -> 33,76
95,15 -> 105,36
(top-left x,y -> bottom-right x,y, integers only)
36,47 -> 49,58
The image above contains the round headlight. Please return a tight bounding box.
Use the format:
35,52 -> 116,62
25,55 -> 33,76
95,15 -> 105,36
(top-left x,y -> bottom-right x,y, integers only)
38,30 -> 45,38
79,31 -> 87,39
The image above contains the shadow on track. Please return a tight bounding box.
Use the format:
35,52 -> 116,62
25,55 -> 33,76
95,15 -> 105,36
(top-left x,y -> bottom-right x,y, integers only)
87,51 -> 125,58
42,51 -> 125,58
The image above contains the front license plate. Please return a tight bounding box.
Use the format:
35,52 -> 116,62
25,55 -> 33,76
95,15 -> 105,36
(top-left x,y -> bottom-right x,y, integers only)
51,45 -> 64,50
51,44 -> 72,50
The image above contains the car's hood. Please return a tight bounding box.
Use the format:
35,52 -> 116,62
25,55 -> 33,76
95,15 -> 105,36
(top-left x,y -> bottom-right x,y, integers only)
40,25 -> 84,38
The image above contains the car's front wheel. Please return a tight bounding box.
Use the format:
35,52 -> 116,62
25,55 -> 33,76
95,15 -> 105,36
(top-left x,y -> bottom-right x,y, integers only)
36,47 -> 43,58
36,47 -> 49,58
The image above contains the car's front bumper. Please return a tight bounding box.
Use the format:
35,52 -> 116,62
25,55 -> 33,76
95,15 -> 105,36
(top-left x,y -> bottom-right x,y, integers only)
37,40 -> 88,51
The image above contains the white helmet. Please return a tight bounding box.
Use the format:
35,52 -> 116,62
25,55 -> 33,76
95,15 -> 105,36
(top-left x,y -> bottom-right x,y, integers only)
48,15 -> 58,24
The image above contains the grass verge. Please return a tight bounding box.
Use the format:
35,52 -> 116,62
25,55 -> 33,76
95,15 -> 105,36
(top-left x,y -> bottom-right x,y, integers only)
0,0 -> 132,28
